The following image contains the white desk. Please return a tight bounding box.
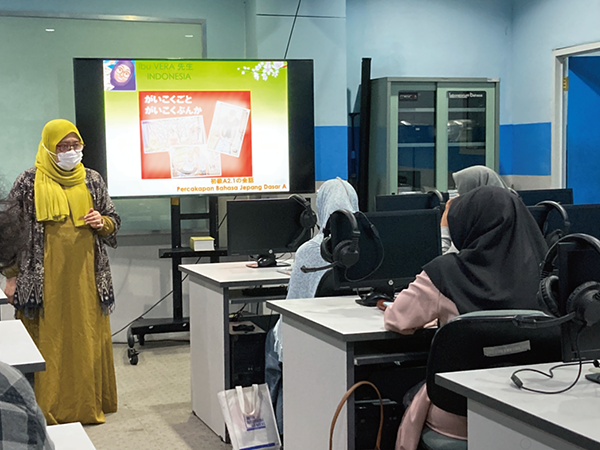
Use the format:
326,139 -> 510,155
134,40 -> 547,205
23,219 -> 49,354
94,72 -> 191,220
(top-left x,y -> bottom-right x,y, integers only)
437,363 -> 600,450
267,296 -> 434,450
0,289 -> 7,320
179,261 -> 290,440
47,423 -> 96,449
0,319 -> 45,380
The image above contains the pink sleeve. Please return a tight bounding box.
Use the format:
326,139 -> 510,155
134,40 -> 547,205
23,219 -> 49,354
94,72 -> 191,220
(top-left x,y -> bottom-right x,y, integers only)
383,271 -> 459,335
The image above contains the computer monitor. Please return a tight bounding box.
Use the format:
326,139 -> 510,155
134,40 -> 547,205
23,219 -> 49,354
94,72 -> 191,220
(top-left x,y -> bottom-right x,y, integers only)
227,197 -> 312,267
557,241 -> 600,362
376,192 -> 449,212
517,188 -> 573,206
528,204 -> 600,240
331,210 -> 441,298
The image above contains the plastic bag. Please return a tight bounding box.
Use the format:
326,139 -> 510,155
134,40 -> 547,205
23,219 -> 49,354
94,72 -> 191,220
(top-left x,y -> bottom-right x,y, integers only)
218,383 -> 281,450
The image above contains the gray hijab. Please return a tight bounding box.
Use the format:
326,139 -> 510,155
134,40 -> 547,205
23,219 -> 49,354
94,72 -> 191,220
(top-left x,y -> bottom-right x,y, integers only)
273,178 -> 358,360
452,165 -> 507,195
286,178 -> 359,300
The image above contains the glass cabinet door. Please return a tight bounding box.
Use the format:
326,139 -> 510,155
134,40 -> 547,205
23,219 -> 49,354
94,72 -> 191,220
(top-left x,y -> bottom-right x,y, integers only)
436,84 -> 497,191
392,84 -> 437,192
368,78 -> 498,208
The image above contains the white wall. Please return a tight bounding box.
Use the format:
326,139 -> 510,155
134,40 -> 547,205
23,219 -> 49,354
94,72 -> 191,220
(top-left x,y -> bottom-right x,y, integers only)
0,0 -> 246,58
246,0 -> 349,180
511,0 -> 600,124
346,0 -> 513,123
0,1 -> 247,342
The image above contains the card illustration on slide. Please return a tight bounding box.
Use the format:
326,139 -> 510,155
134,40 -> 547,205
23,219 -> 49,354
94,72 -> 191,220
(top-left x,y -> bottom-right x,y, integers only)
206,101 -> 250,158
169,145 -> 221,178
141,115 -> 207,153
138,90 -> 253,180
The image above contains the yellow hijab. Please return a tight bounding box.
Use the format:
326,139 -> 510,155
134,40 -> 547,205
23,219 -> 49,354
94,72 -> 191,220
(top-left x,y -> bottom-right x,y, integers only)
34,119 -> 93,227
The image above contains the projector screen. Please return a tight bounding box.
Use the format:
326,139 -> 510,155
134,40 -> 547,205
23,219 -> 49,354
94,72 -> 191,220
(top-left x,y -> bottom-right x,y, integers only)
73,58 -> 315,198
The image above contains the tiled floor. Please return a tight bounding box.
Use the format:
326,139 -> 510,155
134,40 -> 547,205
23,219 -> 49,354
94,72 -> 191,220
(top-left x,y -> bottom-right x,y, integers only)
84,342 -> 230,450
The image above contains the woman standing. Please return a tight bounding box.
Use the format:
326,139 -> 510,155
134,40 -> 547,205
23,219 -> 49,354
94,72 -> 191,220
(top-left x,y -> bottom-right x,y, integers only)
3,119 -> 119,425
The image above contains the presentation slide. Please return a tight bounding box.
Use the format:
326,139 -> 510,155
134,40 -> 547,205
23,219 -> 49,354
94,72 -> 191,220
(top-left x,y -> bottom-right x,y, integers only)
102,60 -> 290,197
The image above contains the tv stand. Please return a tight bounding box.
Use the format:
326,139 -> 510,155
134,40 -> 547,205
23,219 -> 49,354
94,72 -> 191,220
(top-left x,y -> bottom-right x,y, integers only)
126,196 -> 226,365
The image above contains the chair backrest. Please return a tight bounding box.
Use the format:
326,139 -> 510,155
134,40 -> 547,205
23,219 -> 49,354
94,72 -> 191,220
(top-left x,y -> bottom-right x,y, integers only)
314,269 -> 355,298
426,310 -> 561,417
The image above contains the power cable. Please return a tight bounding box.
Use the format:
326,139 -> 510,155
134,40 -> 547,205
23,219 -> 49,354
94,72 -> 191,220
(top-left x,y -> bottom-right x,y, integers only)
112,257 -> 201,337
283,0 -> 302,59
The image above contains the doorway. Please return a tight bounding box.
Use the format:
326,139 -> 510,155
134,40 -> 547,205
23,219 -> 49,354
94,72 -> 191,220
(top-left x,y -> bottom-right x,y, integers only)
552,41 -> 600,203
566,55 -> 600,204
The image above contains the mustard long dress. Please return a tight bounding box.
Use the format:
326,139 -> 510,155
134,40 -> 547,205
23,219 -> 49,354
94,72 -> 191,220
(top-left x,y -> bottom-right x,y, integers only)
19,215 -> 118,425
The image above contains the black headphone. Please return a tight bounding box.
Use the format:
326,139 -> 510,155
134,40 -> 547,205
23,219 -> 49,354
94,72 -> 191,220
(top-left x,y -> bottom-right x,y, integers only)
288,194 -> 318,250
532,233 -> 600,328
535,201 -> 570,248
426,189 -> 446,213
320,209 -> 361,268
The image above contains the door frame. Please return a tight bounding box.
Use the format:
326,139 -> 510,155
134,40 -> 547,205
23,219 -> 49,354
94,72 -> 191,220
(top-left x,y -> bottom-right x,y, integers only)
552,41 -> 600,188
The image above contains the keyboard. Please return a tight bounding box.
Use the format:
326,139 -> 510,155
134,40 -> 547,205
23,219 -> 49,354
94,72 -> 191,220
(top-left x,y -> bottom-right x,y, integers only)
241,286 -> 288,297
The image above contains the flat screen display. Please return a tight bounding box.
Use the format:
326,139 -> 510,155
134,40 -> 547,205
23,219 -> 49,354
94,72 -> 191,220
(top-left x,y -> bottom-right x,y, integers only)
74,59 -> 315,198
227,198 -> 311,257
331,210 -> 442,295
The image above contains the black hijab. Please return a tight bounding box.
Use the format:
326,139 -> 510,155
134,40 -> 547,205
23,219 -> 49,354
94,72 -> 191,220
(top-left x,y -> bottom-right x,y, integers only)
424,186 -> 548,314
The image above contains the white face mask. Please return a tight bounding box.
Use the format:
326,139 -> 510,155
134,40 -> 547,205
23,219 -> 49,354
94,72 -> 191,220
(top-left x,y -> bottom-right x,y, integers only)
56,149 -> 83,171
44,144 -> 83,171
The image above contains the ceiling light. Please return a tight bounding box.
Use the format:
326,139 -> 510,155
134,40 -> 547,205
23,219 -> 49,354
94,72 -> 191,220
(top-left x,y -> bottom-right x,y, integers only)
185,34 -> 194,38
46,28 -> 55,32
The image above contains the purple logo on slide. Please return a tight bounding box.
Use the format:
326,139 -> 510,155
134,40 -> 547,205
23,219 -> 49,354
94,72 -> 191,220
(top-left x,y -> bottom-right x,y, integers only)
108,60 -> 136,91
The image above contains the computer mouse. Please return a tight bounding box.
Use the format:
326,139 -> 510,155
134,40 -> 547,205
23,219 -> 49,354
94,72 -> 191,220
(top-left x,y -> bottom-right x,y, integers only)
355,291 -> 393,307
257,256 -> 276,267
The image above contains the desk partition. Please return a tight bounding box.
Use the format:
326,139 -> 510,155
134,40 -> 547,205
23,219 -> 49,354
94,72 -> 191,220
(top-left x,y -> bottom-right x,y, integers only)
517,188 -> 573,206
528,203 -> 600,239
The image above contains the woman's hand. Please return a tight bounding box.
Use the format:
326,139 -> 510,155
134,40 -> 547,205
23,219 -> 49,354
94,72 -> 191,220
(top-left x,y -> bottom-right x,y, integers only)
440,197 -> 454,228
82,208 -> 104,230
4,277 -> 16,305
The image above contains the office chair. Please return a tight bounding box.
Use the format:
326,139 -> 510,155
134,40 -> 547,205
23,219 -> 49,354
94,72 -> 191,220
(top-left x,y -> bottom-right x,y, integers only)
418,310 -> 561,450
314,269 -> 354,298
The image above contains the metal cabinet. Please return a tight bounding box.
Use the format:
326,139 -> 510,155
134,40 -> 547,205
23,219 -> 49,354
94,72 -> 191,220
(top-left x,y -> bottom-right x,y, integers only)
368,77 -> 499,210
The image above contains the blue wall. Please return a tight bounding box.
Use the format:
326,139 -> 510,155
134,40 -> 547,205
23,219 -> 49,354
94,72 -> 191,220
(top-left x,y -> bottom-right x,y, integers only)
499,123 -> 551,176
567,56 -> 600,204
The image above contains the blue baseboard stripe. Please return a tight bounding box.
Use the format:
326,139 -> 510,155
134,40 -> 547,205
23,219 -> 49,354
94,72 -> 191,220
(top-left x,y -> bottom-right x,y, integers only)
499,122 -> 551,176
315,125 -> 348,181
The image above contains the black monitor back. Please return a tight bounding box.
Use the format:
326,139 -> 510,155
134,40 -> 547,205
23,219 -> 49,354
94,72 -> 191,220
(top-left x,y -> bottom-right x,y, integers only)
557,241 -> 600,362
517,188 -> 573,206
227,198 -> 309,256
332,209 -> 441,294
528,203 -> 600,240
376,192 -> 449,212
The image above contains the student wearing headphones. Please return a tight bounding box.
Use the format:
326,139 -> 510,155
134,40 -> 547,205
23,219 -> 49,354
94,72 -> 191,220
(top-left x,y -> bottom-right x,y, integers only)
265,177 -> 359,434
381,186 -> 547,450
441,165 -> 510,254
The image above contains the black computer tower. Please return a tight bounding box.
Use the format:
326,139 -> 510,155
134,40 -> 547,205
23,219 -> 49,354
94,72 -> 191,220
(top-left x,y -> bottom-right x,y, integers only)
229,320 -> 267,387
355,398 -> 402,450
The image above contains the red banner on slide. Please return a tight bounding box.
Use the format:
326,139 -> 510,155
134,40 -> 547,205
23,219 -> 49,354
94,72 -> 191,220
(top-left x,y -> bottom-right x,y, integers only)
139,91 -> 252,179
